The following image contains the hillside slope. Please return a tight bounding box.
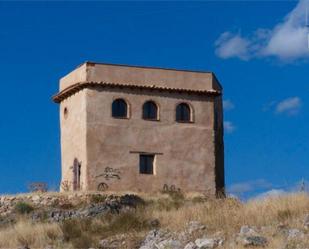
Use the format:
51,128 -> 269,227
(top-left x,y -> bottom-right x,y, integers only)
0,191 -> 309,249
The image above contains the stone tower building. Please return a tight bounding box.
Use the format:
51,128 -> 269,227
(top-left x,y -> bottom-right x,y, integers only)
53,62 -> 224,195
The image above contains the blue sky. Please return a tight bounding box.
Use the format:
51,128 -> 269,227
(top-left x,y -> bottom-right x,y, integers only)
0,1 -> 308,197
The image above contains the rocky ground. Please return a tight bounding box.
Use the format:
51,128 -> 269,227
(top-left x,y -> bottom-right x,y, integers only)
1,192 -> 309,249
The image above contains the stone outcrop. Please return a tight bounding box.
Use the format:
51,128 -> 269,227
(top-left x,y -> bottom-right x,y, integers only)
0,193 -> 144,223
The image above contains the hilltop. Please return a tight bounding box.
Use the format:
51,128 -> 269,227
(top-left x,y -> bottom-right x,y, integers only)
0,191 -> 309,249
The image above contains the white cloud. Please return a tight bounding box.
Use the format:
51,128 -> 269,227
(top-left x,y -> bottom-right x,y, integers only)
229,179 -> 272,194
275,97 -> 301,115
223,99 -> 235,110
215,0 -> 309,62
215,33 -> 250,60
252,189 -> 286,200
224,121 -> 236,133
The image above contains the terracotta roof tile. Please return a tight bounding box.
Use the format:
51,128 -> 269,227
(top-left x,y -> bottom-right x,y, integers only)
52,81 -> 221,103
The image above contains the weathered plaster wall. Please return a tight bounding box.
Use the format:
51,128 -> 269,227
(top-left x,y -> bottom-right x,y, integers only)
57,62 -> 224,194
59,62 -> 221,93
84,87 -> 218,193
60,91 -> 88,191
59,63 -> 87,91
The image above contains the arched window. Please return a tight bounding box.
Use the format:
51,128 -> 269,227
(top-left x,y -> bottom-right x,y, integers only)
176,103 -> 192,122
143,101 -> 158,120
112,98 -> 128,118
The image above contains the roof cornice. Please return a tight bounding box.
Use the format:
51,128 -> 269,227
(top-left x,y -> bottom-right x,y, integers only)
52,81 -> 221,103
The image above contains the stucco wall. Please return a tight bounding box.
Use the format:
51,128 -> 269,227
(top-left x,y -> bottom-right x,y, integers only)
84,87 -> 218,193
60,91 -> 88,191
60,63 -> 87,91
57,62 -> 224,194
59,62 -> 221,93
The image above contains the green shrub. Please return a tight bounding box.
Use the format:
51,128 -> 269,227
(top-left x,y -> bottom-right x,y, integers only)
14,202 -> 34,214
108,212 -> 149,233
90,194 -> 107,204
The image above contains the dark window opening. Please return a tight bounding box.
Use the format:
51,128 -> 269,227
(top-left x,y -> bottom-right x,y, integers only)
143,101 -> 158,120
73,158 -> 81,191
176,103 -> 191,122
112,99 -> 128,118
64,107 -> 68,119
139,154 -> 154,174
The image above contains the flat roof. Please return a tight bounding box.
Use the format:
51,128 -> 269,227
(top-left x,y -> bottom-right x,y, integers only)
80,61 -> 214,75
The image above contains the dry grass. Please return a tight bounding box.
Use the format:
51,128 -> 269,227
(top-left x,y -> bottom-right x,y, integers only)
0,192 -> 309,248
0,220 -> 63,248
150,193 -> 309,234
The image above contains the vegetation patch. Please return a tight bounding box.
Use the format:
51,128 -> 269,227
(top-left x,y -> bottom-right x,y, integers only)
14,202 -> 34,214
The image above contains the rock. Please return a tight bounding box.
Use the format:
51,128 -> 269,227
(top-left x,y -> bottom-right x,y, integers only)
195,238 -> 223,249
99,239 -> 109,247
236,236 -> 267,247
239,225 -> 259,236
184,242 -> 198,249
177,231 -> 189,243
186,221 -> 206,234
139,229 -> 171,249
99,238 -> 121,249
287,228 -> 304,240
304,214 -> 309,229
157,239 -> 182,249
237,226 -> 267,247
31,195 -> 40,202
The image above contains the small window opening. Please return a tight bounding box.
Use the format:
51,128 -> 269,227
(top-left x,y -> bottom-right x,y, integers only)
63,107 -> 68,119
143,101 -> 158,120
139,154 -> 154,174
73,158 -> 81,191
176,103 -> 192,122
112,99 -> 128,118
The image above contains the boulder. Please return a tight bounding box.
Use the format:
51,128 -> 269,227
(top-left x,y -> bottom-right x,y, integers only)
287,228 -> 304,240
157,239 -> 182,249
184,242 -> 198,249
31,195 -> 40,202
139,229 -> 171,249
239,225 -> 259,236
237,226 -> 267,247
186,221 -> 206,234
304,214 -> 309,229
195,238 -> 223,249
236,236 -> 267,247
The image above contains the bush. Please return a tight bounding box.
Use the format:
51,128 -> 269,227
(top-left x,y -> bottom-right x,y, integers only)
107,212 -> 150,234
58,202 -> 74,210
14,202 -> 34,214
28,182 -> 48,193
90,194 -> 107,204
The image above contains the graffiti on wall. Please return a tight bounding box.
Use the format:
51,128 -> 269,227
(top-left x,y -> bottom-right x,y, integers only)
97,182 -> 109,191
96,167 -> 121,192
162,184 -> 181,193
96,167 -> 121,181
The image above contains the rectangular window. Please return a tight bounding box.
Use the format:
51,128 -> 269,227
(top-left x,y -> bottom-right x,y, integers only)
139,154 -> 154,174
